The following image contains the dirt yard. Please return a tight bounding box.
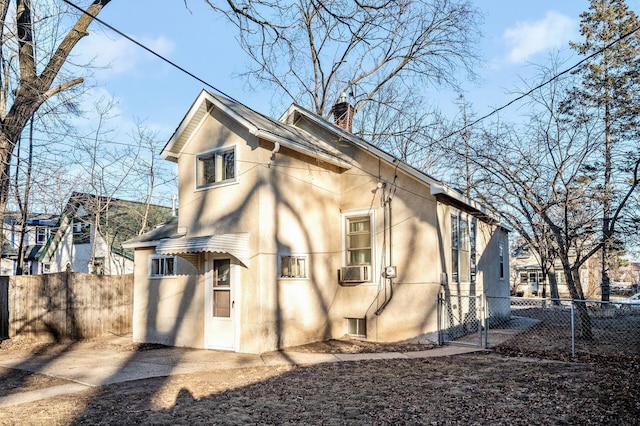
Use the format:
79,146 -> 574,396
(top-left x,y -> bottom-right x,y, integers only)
1,337 -> 639,425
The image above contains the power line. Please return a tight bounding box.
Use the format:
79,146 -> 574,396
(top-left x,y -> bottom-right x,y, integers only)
65,1 -> 640,143
62,0 -> 235,101
443,23 -> 640,141
61,1 -> 640,211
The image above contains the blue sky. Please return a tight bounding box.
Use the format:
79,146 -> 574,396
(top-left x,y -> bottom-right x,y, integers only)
73,0 -> 640,141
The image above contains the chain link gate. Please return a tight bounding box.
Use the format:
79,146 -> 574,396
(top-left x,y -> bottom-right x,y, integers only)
438,293 -> 485,347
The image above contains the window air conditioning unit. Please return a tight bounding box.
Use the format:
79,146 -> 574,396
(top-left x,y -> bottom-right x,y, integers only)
340,265 -> 369,284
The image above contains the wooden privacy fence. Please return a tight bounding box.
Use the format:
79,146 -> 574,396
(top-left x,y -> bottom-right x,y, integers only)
0,272 -> 133,341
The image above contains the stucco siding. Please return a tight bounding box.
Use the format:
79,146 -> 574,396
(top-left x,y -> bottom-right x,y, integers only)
132,248 -> 204,348
131,93 -> 510,353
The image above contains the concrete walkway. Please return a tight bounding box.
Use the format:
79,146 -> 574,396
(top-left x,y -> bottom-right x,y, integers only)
0,340 -> 485,408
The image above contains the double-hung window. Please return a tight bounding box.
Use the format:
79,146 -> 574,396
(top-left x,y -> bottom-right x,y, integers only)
499,242 -> 505,280
36,227 -> 47,244
346,215 -> 372,266
150,255 -> 177,278
196,147 -> 235,188
451,213 -> 474,284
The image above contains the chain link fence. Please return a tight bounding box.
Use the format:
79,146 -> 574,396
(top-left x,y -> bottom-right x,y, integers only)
485,296 -> 640,360
438,294 -> 640,360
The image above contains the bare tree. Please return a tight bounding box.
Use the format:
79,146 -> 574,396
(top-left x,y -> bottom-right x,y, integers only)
205,0 -> 481,138
127,120 -> 176,235
458,61 -> 608,337
0,0 -> 111,256
355,84 -> 449,176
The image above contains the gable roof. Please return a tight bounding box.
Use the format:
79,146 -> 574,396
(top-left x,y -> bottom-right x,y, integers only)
164,90 -> 502,226
282,102 -> 500,225
40,192 -> 174,262
162,90 -> 351,169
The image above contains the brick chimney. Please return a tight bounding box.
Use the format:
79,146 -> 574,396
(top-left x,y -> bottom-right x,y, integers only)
331,93 -> 354,133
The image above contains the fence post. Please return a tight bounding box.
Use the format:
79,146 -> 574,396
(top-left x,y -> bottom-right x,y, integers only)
570,301 -> 576,357
437,293 -> 442,345
483,294 -> 489,349
0,276 -> 8,339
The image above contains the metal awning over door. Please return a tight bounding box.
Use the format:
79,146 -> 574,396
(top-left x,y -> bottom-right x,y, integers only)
155,233 -> 250,267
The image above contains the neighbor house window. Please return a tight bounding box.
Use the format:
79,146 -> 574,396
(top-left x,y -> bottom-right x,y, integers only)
92,257 -> 105,275
149,255 -> 177,278
346,318 -> 366,337
36,227 -> 47,244
280,255 -> 307,279
470,219 -> 477,283
72,220 -> 90,244
345,215 -> 372,266
196,147 -> 235,188
42,263 -> 51,274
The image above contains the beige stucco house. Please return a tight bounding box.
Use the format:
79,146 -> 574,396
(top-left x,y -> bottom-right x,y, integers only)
123,90 -> 510,354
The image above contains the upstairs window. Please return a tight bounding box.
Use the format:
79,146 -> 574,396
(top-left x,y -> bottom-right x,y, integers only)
72,220 -> 90,244
150,255 -> 176,278
196,147 -> 235,188
36,227 -> 48,244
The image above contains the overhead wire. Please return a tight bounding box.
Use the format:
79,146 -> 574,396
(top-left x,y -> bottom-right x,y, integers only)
62,0 -> 640,146
58,0 -> 640,215
441,22 -> 640,141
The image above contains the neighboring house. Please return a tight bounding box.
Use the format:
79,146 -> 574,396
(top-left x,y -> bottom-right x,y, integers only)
1,212 -> 59,275
40,192 -> 173,275
511,242 -> 590,297
123,90 -> 510,354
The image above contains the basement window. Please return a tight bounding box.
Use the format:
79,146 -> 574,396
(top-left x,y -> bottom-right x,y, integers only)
346,318 -> 366,337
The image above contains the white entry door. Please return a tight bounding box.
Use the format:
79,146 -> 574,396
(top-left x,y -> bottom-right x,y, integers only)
204,258 -> 235,350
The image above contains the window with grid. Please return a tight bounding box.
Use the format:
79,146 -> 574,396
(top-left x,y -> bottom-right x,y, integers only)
451,214 -> 459,283
451,214 -> 473,284
499,242 -> 505,279
280,255 -> 307,278
149,255 -> 177,278
346,216 -> 372,266
36,227 -> 47,244
72,220 -> 90,244
196,147 -> 235,188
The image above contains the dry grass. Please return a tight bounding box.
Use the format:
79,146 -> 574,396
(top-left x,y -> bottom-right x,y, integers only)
1,323 -> 639,425
0,336 -> 638,425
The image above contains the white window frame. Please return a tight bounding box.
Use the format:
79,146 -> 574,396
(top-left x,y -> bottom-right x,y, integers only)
195,146 -> 237,190
278,254 -> 308,279
451,212 -> 473,284
499,241 -> 505,280
149,255 -> 177,278
35,227 -> 47,244
342,209 -> 375,268
346,317 -> 366,337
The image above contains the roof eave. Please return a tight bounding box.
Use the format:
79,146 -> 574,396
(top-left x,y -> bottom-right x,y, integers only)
287,104 -> 505,226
